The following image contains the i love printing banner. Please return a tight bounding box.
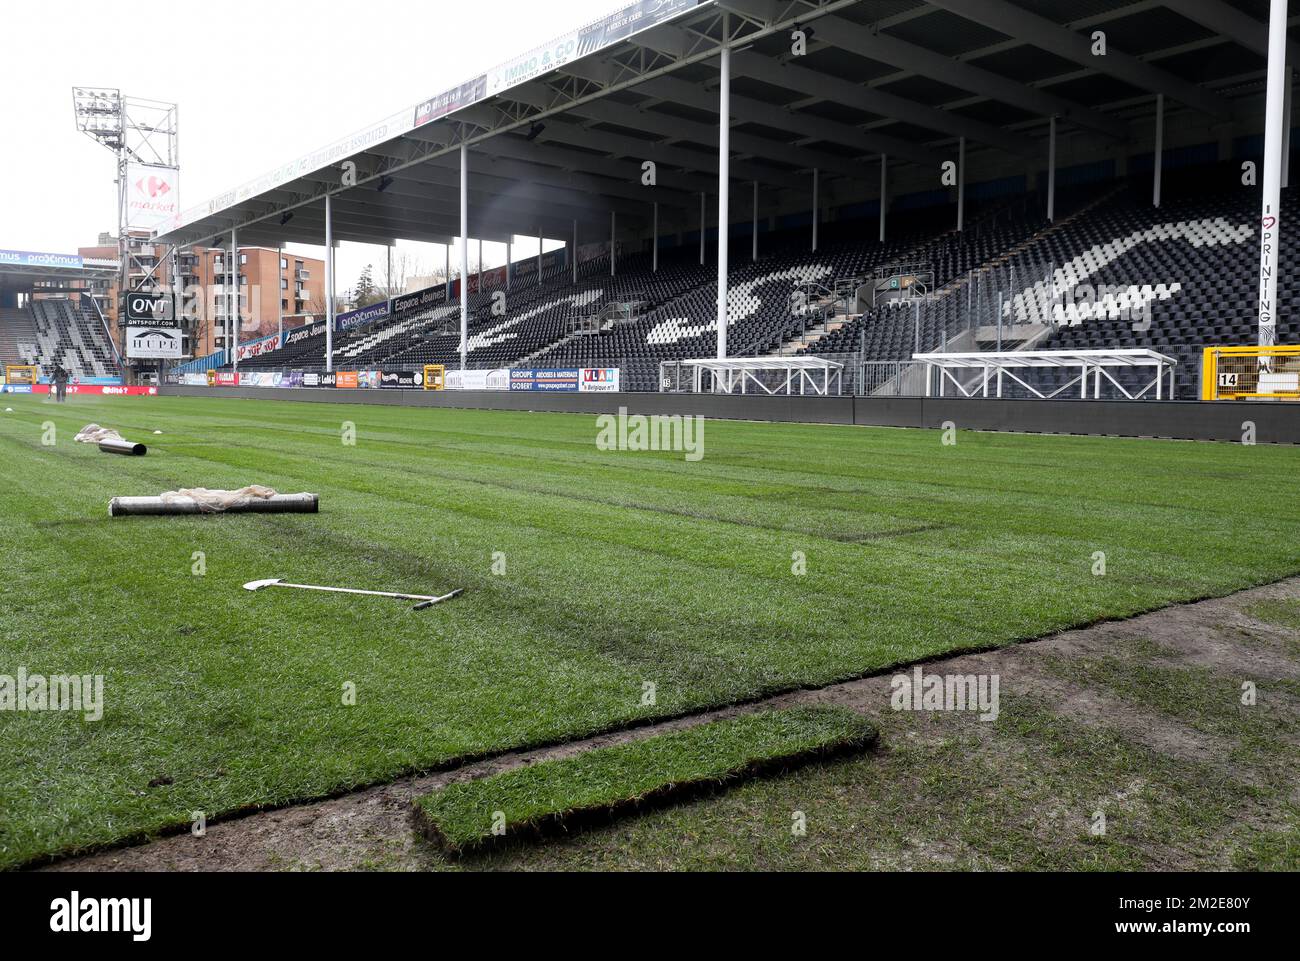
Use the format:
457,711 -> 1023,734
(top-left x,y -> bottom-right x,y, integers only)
31,385 -> 157,396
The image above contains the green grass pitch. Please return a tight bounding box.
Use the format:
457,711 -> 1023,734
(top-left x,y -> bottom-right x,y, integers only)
415,706 -> 877,854
1,392 -> 1298,868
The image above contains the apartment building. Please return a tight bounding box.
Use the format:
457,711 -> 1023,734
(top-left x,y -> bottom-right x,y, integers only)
176,246 -> 325,355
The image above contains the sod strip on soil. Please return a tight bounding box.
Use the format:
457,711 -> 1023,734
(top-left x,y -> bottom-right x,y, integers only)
414,707 -> 878,854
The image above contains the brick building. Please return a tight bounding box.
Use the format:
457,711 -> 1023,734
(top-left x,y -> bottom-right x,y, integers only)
173,246 -> 326,356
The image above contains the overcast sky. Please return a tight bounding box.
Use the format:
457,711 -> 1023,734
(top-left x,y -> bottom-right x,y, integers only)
0,0 -> 620,291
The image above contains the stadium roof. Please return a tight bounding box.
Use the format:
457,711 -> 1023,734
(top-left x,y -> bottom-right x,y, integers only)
155,0 -> 1292,251
0,249 -> 119,283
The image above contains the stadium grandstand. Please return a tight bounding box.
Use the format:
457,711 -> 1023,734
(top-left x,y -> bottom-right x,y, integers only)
154,0 -> 1293,403
10,0 -> 1300,892
0,250 -> 123,385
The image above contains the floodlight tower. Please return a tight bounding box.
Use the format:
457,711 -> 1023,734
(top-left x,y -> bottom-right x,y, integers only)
72,88 -> 179,314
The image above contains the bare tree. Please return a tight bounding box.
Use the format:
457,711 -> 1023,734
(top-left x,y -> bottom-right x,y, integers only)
386,251 -> 431,296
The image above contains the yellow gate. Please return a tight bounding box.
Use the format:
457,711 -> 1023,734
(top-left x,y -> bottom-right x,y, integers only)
1201,345 -> 1300,400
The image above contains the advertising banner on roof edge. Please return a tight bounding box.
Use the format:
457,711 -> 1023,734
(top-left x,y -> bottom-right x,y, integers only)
414,75 -> 488,127
484,0 -> 700,98
167,1 -> 699,236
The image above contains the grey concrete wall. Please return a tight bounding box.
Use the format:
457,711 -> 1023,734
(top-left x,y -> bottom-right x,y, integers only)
159,386 -> 1300,444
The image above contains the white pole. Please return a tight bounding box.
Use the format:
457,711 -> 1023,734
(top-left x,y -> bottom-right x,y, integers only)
1047,115 -> 1057,223
506,240 -> 512,290
1285,68 -> 1293,190
477,238 -> 483,292
323,198 -> 333,372
1259,0 -> 1289,349
751,180 -> 758,262
537,230 -> 542,287
276,244 -> 283,343
957,137 -> 965,232
386,244 -> 392,300
879,154 -> 887,243
610,210 -> 616,277
1153,93 -> 1164,209
459,143 -> 468,370
444,243 -> 450,299
230,228 -> 238,372
811,167 -> 819,252
652,203 -> 659,273
718,40 -> 730,360
699,191 -> 705,266
572,220 -> 578,285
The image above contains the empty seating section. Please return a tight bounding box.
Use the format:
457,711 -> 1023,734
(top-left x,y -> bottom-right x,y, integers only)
25,299 -> 119,380
531,218 -> 967,391
1020,186 -> 1296,397
0,307 -> 38,368
229,172 -> 1294,396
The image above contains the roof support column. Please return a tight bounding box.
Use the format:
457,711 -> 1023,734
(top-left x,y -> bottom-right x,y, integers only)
228,229 -> 238,372
879,154 -> 887,243
572,221 -> 578,285
1285,67 -> 1293,190
699,192 -> 705,266
506,240 -> 512,290
652,203 -> 659,273
277,244 -> 283,344
323,197 -> 333,372
717,37 -> 731,361
477,238 -> 483,292
1259,0 -> 1289,349
459,143 -> 468,371
235,229 -> 245,373
537,230 -> 542,287
811,167 -> 821,253
957,137 -> 965,232
751,181 -> 758,262
444,243 -> 450,301
1153,94 -> 1164,209
1047,116 -> 1057,223
610,211 -> 616,277
172,247 -> 185,357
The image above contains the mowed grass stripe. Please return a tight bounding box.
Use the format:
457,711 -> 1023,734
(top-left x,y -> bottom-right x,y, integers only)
1,394 -> 1298,868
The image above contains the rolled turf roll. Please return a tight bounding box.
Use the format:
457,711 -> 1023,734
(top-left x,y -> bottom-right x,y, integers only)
109,492 -> 319,517
98,438 -> 147,456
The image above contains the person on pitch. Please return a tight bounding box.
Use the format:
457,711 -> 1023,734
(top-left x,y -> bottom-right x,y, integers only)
50,364 -> 69,403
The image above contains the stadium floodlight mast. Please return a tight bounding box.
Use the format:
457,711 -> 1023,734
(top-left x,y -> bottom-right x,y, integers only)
72,88 -> 179,341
